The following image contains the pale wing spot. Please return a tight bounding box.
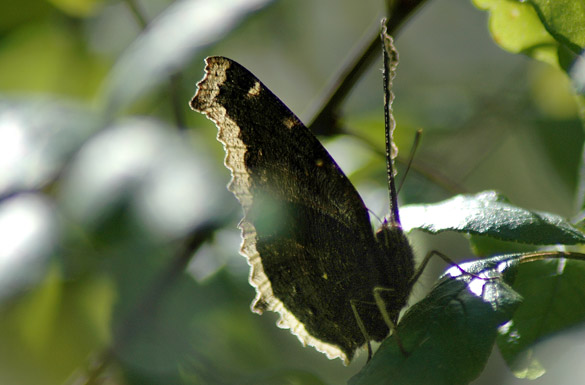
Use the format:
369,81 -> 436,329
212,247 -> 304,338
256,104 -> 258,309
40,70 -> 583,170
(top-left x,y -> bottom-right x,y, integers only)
247,81 -> 261,97
283,117 -> 296,129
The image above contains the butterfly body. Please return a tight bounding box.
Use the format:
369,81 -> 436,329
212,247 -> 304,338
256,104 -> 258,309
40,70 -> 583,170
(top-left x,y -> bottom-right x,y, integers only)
190,56 -> 414,363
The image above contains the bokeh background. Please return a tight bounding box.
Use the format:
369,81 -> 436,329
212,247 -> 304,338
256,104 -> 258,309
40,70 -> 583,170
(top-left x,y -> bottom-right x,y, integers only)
1,0 -> 583,384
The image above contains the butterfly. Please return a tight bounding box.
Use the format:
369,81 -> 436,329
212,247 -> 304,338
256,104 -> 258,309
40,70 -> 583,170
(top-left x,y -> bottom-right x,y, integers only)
190,52 -> 414,364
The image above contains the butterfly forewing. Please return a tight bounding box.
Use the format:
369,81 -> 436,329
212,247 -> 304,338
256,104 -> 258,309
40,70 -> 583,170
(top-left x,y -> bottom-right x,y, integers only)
190,56 -> 412,363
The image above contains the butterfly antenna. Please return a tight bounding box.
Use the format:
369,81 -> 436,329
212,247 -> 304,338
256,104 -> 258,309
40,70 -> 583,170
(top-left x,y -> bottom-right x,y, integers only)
381,21 -> 401,227
396,129 -> 422,194
367,208 -> 385,226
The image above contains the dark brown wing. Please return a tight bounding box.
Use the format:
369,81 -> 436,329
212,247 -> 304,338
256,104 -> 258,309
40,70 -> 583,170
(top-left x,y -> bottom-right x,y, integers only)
190,56 -> 397,363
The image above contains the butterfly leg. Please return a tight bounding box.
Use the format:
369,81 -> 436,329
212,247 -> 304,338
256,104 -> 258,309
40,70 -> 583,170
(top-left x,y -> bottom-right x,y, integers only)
350,299 -> 374,360
372,287 -> 408,356
408,250 -> 480,289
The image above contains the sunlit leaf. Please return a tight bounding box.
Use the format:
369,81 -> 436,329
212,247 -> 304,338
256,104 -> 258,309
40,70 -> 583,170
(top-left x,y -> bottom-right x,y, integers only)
0,98 -> 101,196
0,194 -> 56,303
527,0 -> 585,54
400,190 -> 585,245
58,118 -> 228,240
529,65 -> 580,118
472,0 -> 558,66
102,0 -> 275,115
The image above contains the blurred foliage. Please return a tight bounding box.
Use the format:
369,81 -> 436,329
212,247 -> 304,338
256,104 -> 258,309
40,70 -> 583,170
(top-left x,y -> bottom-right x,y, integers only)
497,258 -> 585,380
1,0 -> 585,384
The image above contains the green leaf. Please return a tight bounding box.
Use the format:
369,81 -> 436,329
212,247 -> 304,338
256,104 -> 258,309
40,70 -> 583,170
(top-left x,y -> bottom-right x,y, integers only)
400,190 -> 585,245
497,258 -> 585,379
349,255 -> 522,385
0,23 -> 109,98
527,0 -> 585,55
473,0 -> 585,71
0,264 -> 115,385
0,0 -> 52,31
468,235 -> 538,258
472,0 -> 558,66
102,0 -> 275,115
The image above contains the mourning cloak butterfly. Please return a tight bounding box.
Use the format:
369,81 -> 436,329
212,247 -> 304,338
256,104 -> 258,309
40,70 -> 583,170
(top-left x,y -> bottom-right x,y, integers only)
190,48 -> 414,363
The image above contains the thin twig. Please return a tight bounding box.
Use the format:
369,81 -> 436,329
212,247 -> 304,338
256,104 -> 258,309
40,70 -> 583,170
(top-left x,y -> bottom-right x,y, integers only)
307,0 -> 429,135
515,251 -> 585,265
169,72 -> 186,129
396,129 -> 422,195
341,128 -> 466,195
124,0 -> 148,29
307,21 -> 381,135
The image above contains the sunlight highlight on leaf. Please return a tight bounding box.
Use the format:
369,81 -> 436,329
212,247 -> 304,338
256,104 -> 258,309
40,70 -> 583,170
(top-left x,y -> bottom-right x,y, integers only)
401,190 -> 585,245
0,112 -> 27,192
59,119 -> 225,240
0,194 -> 55,303
102,0 -> 274,114
528,0 -> 585,54
0,99 -> 100,195
570,51 -> 585,94
472,0 -> 558,66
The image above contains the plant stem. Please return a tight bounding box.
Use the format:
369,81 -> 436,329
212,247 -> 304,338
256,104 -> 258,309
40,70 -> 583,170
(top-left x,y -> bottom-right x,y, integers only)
307,0 -> 429,135
124,0 -> 147,29
169,72 -> 186,129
